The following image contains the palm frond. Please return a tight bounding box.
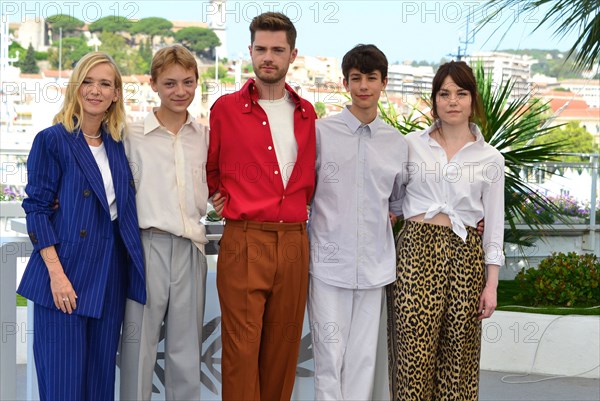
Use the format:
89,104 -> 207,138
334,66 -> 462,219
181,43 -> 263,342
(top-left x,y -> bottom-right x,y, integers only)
378,91 -> 430,135
474,63 -> 572,232
475,0 -> 600,70
377,64 -> 568,244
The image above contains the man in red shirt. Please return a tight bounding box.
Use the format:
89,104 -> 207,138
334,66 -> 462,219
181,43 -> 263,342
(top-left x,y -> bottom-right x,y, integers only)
207,12 -> 317,401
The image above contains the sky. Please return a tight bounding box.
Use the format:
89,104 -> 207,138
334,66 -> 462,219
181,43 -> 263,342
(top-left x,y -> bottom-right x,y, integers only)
4,0 -> 581,63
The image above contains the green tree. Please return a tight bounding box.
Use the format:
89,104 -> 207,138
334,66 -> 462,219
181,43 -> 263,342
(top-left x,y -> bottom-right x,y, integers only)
99,31 -> 128,70
202,64 -> 229,81
34,51 -> 48,61
478,0 -> 599,71
174,27 -> 221,58
122,51 -> 148,75
9,42 -> 47,64
139,38 -> 153,68
46,14 -> 84,36
314,102 -> 327,118
89,16 -> 133,33
473,63 -> 567,243
533,121 -> 598,161
18,43 -> 39,73
8,41 -> 25,59
48,36 -> 91,69
131,17 -> 173,44
132,50 -> 152,75
98,32 -> 148,75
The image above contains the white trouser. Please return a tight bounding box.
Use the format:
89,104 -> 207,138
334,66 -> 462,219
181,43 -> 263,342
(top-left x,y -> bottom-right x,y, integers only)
308,275 -> 384,401
119,230 -> 207,401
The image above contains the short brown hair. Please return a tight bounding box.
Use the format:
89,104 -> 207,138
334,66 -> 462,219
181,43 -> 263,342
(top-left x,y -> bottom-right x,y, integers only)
150,44 -> 199,82
249,12 -> 297,50
342,44 -> 388,82
431,61 -> 484,125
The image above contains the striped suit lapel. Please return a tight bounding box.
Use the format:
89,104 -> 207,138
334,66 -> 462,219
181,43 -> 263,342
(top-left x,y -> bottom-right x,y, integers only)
65,129 -> 110,215
103,134 -> 128,218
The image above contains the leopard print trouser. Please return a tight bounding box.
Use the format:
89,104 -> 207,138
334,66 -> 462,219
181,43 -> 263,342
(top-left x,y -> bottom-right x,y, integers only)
387,220 -> 485,401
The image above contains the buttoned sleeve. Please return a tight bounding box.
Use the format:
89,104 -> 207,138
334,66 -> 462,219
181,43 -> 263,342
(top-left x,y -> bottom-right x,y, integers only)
481,153 -> 505,266
207,97 -> 223,197
22,129 -> 61,251
310,121 -> 323,206
315,121 -> 322,172
389,142 -> 408,217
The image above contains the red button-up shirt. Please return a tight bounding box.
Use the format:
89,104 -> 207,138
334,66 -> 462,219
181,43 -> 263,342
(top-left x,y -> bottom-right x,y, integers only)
207,79 -> 317,222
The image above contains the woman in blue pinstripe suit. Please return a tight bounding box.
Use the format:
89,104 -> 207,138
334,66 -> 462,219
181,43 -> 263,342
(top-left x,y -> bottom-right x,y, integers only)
17,52 -> 146,401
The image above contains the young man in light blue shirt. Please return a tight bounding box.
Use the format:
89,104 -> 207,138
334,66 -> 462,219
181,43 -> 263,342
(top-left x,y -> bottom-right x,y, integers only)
307,44 -> 408,400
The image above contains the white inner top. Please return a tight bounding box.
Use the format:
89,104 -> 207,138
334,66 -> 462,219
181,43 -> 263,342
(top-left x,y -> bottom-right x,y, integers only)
259,91 -> 297,188
89,142 -> 118,221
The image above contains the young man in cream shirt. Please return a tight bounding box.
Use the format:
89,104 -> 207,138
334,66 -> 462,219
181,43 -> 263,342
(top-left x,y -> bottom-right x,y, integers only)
120,44 -> 208,401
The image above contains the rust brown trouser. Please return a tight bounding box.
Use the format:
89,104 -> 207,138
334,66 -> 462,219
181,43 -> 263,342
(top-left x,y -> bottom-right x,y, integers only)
387,221 -> 485,401
217,220 -> 309,401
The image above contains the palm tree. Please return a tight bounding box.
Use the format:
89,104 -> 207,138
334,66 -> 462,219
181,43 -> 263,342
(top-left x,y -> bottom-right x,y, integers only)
380,64 -> 566,245
476,0 -> 599,71
473,63 -> 567,245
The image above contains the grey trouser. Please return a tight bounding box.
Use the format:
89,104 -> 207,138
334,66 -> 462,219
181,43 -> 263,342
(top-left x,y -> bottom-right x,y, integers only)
119,230 -> 207,401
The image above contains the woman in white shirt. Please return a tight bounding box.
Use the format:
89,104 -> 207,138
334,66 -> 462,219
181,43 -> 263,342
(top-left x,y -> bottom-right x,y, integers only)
387,61 -> 505,401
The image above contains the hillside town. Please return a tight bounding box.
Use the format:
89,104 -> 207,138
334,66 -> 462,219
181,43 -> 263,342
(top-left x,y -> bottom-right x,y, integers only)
1,2 -> 599,401
2,9 -> 599,148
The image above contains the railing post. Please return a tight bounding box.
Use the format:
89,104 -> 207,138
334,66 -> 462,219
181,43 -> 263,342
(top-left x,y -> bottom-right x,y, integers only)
0,241 -> 17,401
0,238 -> 31,401
590,154 -> 598,255
27,300 -> 38,401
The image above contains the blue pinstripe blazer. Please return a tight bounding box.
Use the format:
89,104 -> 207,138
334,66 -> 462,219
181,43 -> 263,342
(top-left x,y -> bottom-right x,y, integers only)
17,123 -> 146,318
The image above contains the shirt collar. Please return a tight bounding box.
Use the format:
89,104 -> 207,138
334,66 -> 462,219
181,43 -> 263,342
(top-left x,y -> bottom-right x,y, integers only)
341,106 -> 387,138
240,78 -> 309,119
420,122 -> 485,144
143,107 -> 194,135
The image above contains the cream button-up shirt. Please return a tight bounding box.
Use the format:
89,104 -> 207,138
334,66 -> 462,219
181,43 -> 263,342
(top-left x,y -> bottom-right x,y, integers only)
125,110 -> 209,252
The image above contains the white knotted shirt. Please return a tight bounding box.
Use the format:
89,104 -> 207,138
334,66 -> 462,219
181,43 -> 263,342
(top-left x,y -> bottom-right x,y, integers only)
402,122 -> 505,266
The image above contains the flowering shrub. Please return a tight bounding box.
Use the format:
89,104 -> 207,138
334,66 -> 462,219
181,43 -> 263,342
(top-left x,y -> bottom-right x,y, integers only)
521,194 -> 598,224
515,252 -> 600,306
521,197 -> 555,224
552,195 -> 589,218
0,187 -> 24,202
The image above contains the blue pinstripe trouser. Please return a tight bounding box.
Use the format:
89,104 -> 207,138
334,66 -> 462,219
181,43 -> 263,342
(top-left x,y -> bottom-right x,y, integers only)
33,221 -> 127,401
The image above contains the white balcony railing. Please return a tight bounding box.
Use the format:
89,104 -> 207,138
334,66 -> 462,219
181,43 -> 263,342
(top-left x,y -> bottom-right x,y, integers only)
1,155 -> 599,399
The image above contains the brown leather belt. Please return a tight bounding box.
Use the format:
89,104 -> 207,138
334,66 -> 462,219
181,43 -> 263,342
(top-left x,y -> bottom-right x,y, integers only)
225,219 -> 306,232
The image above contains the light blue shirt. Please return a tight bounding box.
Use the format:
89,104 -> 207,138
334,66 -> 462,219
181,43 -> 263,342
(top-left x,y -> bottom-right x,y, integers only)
309,106 -> 408,289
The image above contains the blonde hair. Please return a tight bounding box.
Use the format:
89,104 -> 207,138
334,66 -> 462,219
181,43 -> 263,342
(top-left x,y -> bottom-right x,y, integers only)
53,52 -> 126,141
150,44 -> 199,82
